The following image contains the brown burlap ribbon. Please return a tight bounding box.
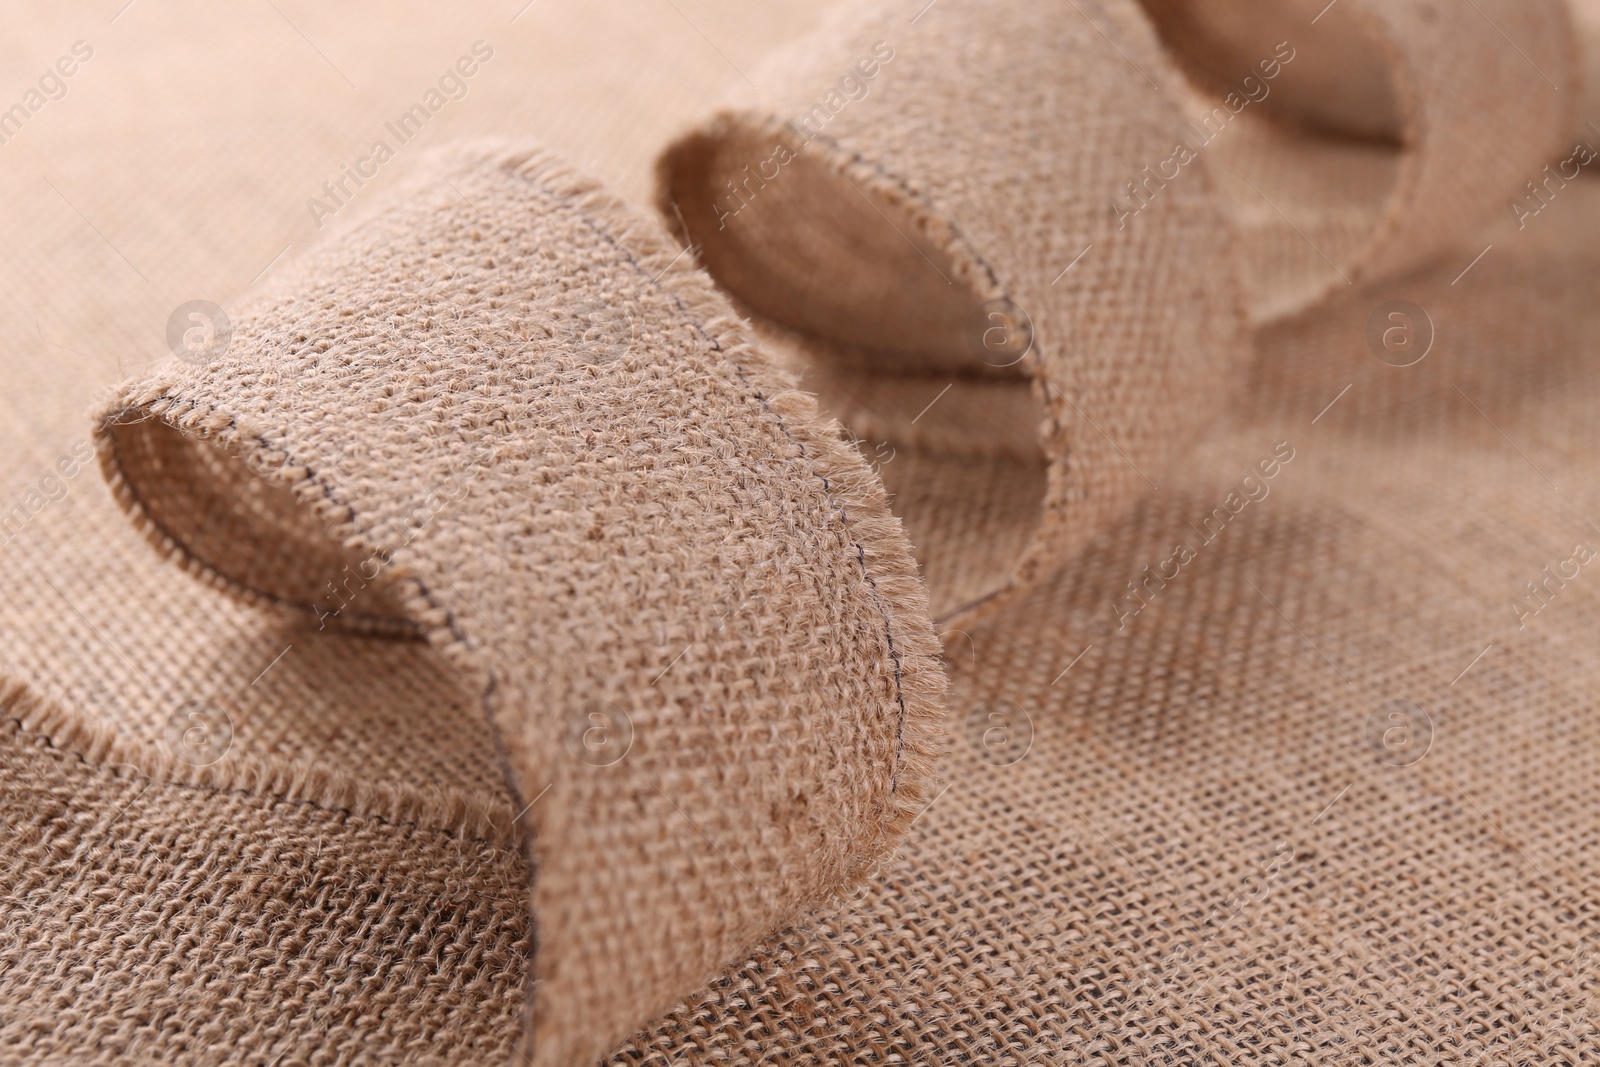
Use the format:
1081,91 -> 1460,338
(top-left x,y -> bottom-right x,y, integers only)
659,0 -> 1575,624
661,0 -> 1250,626
94,146 -> 945,1066
84,0 -> 1580,1060
1146,0 -> 1577,321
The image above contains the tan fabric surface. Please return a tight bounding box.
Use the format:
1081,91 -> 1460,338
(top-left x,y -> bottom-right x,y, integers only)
92,143 -> 942,1066
609,173 -> 1600,1067
1147,0 -> 1576,324
1,680 -> 528,1065
0,4 -> 813,1061
1,0 -> 1597,1064
660,0 -> 1249,625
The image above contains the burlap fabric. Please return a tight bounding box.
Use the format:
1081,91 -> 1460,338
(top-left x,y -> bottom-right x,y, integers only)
1146,0 -> 1578,322
660,0 -> 1249,624
2,0 -> 1598,1064
92,143 -> 943,1066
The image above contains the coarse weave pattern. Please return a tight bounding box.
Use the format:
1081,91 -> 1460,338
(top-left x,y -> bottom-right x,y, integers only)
92,145 -> 943,1066
1179,0 -> 1577,323
662,0 -> 1248,625
0,0 -> 1596,1063
0,682 -> 530,1066
605,180 -> 1600,1063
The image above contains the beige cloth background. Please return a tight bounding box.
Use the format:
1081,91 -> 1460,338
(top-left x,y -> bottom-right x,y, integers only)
2,0 -> 1599,1063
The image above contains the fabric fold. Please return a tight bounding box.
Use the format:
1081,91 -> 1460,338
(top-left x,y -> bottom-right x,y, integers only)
92,143 -> 944,1066
1142,0 -> 1579,322
655,0 -> 1580,630
657,0 -> 1251,627
65,2 -> 1591,1061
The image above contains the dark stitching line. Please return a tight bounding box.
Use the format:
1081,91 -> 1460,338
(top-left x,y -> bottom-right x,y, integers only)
789,126 -> 1063,629
524,170 -> 918,793
101,406 -> 424,639
796,124 -> 1006,295
212,431 -> 521,862
855,542 -> 909,783
108,400 -> 483,711
101,404 -> 519,850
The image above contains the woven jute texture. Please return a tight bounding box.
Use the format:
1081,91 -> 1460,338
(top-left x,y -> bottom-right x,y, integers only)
604,180 -> 1600,1065
1151,0 -> 1578,323
660,0 -> 1251,625
658,0 -> 1577,623
2,0 -> 1599,1063
91,144 -> 944,1067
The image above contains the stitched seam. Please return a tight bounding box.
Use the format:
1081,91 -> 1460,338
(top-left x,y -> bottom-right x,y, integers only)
789,126 -> 1058,633
99,403 -> 519,843
102,407 -> 421,637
